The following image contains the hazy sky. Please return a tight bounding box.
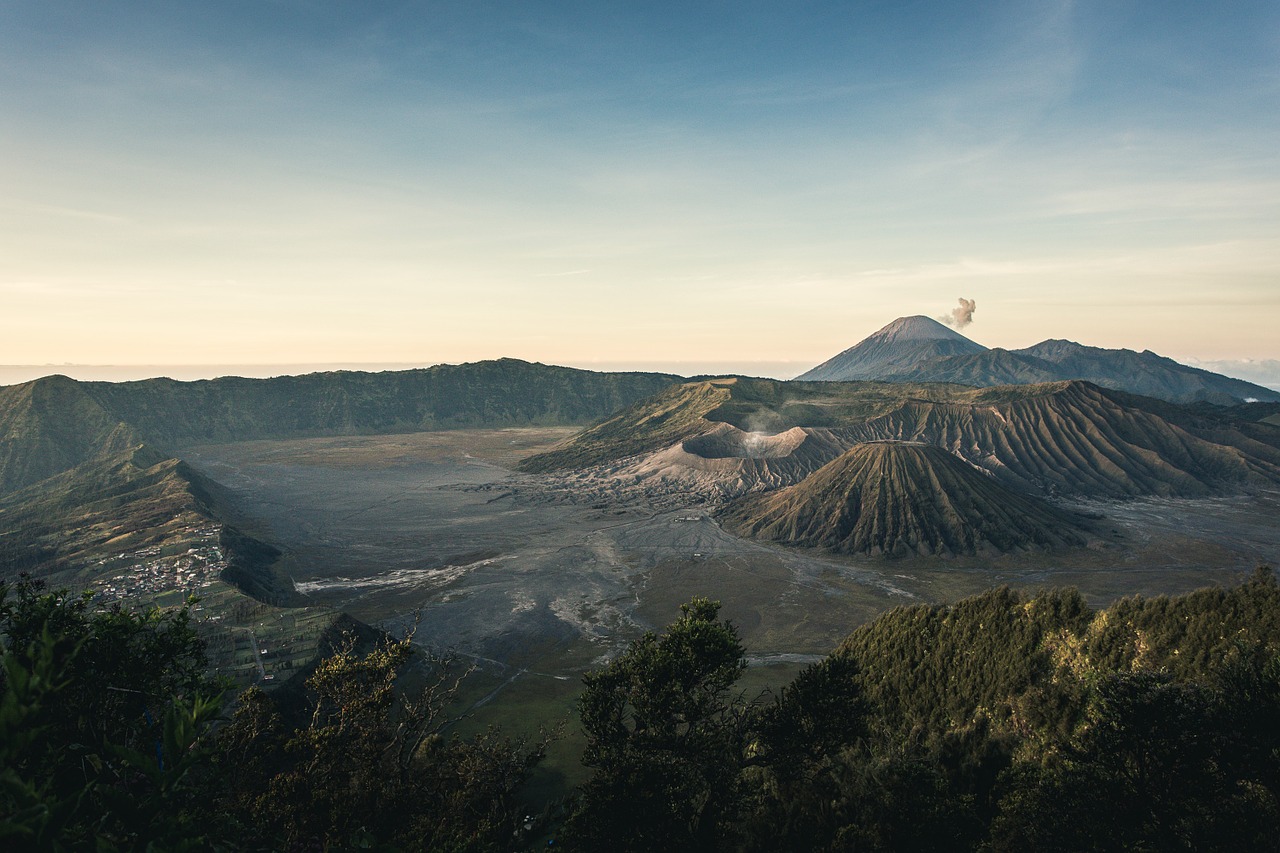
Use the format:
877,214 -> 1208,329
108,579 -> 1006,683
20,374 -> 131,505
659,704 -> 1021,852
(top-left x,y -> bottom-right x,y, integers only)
2,1 -> 1278,370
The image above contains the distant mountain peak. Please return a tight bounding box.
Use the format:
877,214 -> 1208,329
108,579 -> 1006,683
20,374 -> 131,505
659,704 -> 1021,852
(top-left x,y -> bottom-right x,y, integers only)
796,316 -> 986,382
871,315 -> 975,344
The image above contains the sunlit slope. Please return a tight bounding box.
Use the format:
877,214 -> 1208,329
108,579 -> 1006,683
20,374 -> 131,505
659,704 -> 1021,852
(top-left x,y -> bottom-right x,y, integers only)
0,445 -> 213,573
518,379 -> 736,472
836,573 -> 1280,738
0,376 -> 144,495
81,358 -> 679,446
721,442 -> 1088,556
523,377 -> 1280,499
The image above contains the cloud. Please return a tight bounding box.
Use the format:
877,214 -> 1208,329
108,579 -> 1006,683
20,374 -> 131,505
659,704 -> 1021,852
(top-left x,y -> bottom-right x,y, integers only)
1181,358 -> 1280,391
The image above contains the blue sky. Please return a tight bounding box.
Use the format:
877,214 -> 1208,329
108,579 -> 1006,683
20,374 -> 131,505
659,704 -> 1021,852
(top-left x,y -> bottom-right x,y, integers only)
2,1 -> 1277,372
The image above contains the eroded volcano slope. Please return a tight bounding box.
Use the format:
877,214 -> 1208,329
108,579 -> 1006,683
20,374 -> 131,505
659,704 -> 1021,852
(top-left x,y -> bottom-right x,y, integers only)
842,381 -> 1280,498
721,441 -> 1091,557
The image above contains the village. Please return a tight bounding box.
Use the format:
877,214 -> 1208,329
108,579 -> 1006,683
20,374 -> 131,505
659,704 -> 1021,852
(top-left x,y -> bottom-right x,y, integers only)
88,523 -> 227,607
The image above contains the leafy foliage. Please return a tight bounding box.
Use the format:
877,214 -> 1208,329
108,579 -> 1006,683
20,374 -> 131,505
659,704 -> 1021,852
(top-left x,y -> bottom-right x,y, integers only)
217,636 -> 541,851
0,575 -> 223,850
6,571 -> 1280,850
0,577 -> 541,851
569,573 -> 1280,851
565,597 -> 748,851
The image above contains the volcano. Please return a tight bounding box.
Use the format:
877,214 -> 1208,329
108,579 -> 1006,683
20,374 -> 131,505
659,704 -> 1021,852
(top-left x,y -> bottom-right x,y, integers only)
720,441 -> 1091,557
796,316 -> 987,381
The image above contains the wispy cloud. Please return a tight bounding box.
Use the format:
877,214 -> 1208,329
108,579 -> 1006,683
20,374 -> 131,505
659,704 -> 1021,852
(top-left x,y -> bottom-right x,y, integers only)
1043,179 -> 1280,219
534,269 -> 593,278
854,240 -> 1280,284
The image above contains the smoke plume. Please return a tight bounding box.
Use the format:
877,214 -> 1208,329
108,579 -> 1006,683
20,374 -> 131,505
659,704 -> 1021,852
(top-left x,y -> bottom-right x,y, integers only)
941,297 -> 976,328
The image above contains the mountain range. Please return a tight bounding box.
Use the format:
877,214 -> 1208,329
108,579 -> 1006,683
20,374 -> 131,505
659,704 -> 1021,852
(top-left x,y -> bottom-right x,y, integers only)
522,374 -> 1280,556
796,316 -> 1280,405
522,376 -> 1280,500
0,361 -> 679,584
3,325 -> 1280,574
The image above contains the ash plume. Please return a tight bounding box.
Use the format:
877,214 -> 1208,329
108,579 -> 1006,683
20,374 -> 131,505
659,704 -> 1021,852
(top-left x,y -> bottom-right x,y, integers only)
940,297 -> 976,328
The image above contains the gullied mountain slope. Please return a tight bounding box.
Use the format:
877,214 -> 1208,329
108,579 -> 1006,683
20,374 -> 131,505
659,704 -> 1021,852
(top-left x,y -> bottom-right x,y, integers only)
842,381 -> 1280,498
81,358 -> 679,447
0,376 -> 144,495
721,442 -> 1088,556
524,377 -> 1280,501
796,316 -> 987,381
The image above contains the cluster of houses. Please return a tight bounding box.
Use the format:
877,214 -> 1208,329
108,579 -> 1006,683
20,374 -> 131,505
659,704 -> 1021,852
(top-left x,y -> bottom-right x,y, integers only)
90,524 -> 227,606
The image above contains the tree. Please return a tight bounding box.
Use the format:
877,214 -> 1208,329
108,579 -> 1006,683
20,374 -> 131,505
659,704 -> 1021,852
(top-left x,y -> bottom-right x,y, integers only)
0,576 -> 226,849
215,634 -> 542,851
565,597 -> 747,851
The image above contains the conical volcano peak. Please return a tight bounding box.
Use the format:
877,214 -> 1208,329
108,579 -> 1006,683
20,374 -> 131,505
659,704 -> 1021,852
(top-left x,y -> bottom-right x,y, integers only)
720,440 -> 1090,557
869,315 -> 975,344
796,315 -> 986,381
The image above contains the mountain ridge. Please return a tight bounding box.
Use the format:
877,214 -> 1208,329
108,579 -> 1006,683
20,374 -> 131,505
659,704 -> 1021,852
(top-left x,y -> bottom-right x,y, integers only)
798,318 -> 1280,404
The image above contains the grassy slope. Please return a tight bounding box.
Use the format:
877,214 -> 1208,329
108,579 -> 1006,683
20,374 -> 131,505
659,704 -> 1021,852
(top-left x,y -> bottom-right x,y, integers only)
837,569 -> 1280,739
0,376 -> 144,495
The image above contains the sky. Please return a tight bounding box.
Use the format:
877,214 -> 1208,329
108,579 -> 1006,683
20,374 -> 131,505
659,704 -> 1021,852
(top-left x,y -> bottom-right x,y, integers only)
2,0 -> 1278,379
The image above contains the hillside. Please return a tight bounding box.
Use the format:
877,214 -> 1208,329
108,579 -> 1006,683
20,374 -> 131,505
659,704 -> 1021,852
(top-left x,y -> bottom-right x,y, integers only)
0,376 -> 145,495
0,444 -> 214,573
721,441 -> 1089,556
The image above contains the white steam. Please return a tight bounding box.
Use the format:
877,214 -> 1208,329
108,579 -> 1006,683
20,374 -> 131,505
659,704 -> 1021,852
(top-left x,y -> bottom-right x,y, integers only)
940,297 -> 977,328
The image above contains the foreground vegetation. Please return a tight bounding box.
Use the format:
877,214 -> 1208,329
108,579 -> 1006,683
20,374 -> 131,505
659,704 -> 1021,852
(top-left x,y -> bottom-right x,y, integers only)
3,570 -> 1279,851
0,577 -> 541,851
